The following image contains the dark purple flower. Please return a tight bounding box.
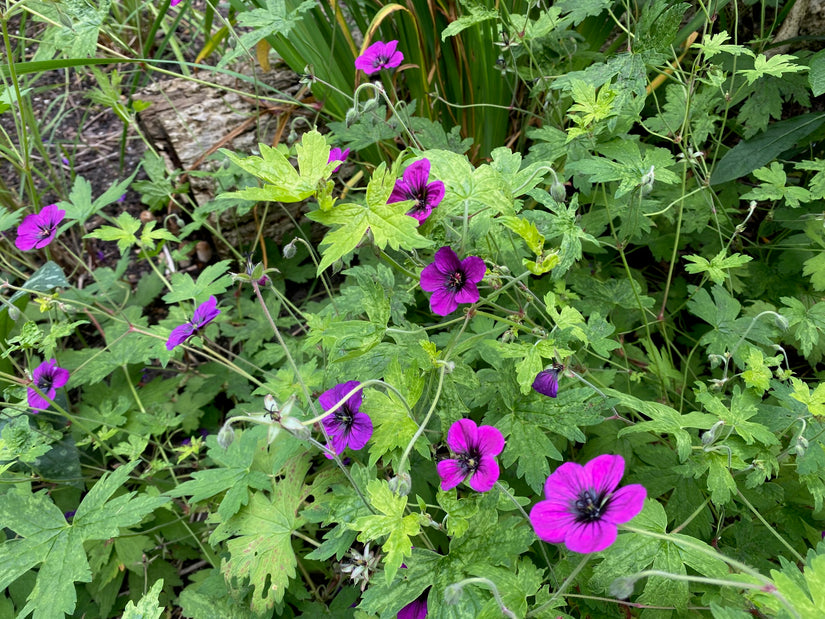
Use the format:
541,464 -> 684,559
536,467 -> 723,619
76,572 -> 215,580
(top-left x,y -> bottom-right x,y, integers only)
533,364 -> 563,398
398,591 -> 428,619
354,40 -> 403,75
437,418 -> 504,493
420,247 -> 485,316
530,454 -> 646,554
389,159 -> 445,224
319,381 -> 373,455
27,358 -> 70,411
166,296 -> 221,350
15,204 -> 66,251
328,147 -> 350,173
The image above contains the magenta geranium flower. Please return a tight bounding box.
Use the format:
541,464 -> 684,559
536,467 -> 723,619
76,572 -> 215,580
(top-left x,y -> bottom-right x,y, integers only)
420,247 -> 485,316
437,418 -> 504,493
328,147 -> 350,173
530,454 -> 646,554
533,364 -> 563,398
319,380 -> 373,455
354,40 -> 403,75
165,296 -> 221,350
398,591 -> 428,619
15,204 -> 66,251
27,358 -> 70,411
389,159 -> 445,224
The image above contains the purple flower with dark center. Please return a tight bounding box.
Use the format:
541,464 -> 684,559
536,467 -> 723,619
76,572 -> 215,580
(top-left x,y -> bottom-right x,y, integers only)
389,159 -> 445,224
530,454 -> 646,554
398,590 -> 429,619
15,204 -> 66,251
437,418 -> 504,493
166,296 -> 221,350
533,364 -> 563,398
420,247 -> 485,316
27,358 -> 70,411
319,380 -> 373,455
328,147 -> 350,173
354,40 -> 404,75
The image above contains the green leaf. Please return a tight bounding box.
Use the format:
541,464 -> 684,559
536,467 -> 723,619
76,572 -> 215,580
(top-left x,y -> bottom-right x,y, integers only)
442,6 -> 498,41
695,385 -> 778,445
613,390 -> 715,461
162,260 -> 233,304
585,312 -> 621,357
810,49 -> 825,97
58,170 -> 138,225
348,480 -> 420,584
684,249 -> 753,285
740,162 -> 812,207
710,113 -> 825,185
0,204 -> 23,234
789,377 -> 825,418
500,216 -> 545,256
122,578 -> 164,619
803,252 -> 825,291
741,347 -> 773,394
220,0 -> 315,68
497,411 -> 562,492
85,211 -> 142,254
771,553 -> 825,619
166,428 -> 276,519
0,461 -> 168,618
212,454 -> 310,613
782,297 -> 825,357
741,53 -> 804,85
529,193 -> 599,277
308,163 -> 433,273
693,31 -> 754,59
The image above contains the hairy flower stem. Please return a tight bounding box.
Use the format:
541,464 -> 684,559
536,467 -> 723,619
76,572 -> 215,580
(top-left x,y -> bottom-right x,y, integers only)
616,570 -> 799,619
671,497 -> 710,534
566,369 -> 629,423
736,490 -> 804,563
527,555 -> 591,617
495,482 -> 554,576
446,577 -> 516,618
250,281 -> 375,513
396,365 -> 447,477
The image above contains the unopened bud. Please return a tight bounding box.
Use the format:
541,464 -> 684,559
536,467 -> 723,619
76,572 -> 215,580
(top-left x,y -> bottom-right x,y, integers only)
388,472 -> 412,496
217,422 -> 235,449
702,420 -> 725,446
550,172 -> 566,203
609,576 -> 636,600
6,305 -> 20,321
345,108 -> 359,128
362,97 -> 379,114
283,239 -> 298,259
793,435 -> 809,456
444,584 -> 463,606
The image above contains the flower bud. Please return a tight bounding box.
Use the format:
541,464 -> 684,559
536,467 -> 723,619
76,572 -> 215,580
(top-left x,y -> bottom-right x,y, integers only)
388,472 -> 412,496
283,239 -> 298,259
793,435 -> 809,456
443,584 -> 463,606
701,420 -> 725,446
609,576 -> 636,600
550,175 -> 566,203
217,422 -> 235,449
362,97 -> 379,114
345,108 -> 359,128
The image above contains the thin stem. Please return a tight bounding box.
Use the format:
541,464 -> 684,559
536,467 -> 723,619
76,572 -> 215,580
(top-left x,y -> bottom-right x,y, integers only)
736,489 -> 804,563
528,554 -> 591,617
397,366 -> 447,476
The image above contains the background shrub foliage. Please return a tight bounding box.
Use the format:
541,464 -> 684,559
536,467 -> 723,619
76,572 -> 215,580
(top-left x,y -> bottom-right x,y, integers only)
2,0 -> 825,616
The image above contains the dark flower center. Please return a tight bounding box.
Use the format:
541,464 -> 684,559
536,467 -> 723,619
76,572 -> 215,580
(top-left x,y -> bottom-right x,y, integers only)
457,447 -> 482,475
335,405 -> 355,433
38,224 -> 53,239
574,489 -> 609,523
37,373 -> 54,392
373,55 -> 389,68
409,187 -> 429,213
446,270 -> 466,292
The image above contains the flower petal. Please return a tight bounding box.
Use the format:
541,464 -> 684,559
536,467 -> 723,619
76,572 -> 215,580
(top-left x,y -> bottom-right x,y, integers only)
476,425 -> 505,457
565,519 -> 617,554
437,459 -> 465,491
446,418 -> 478,454
403,159 -> 431,190
407,206 -> 432,224
166,323 -> 195,350
469,455 -> 499,492
529,500 -> 577,543
389,180 -> 412,204
345,412 -> 373,451
453,281 -> 479,304
544,461 -> 589,502
419,263 -> 445,292
425,180 -> 445,208
602,484 -> 646,525
460,255 -> 486,284
319,380 -> 361,412
429,288 -> 457,316
398,594 -> 428,619
27,387 -> 50,411
50,366 -> 70,389
532,369 -> 559,397
432,246 -> 461,274
585,454 -> 625,496
192,296 -> 220,327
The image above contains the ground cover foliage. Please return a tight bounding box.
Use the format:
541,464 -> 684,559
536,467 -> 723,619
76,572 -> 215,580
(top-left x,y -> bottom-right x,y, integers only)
2,0 -> 825,617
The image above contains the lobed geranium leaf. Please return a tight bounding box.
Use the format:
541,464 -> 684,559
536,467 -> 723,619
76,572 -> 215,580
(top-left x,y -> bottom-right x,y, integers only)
122,578 -> 164,619
0,461 -> 167,618
213,453 -> 310,613
348,480 -> 420,584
